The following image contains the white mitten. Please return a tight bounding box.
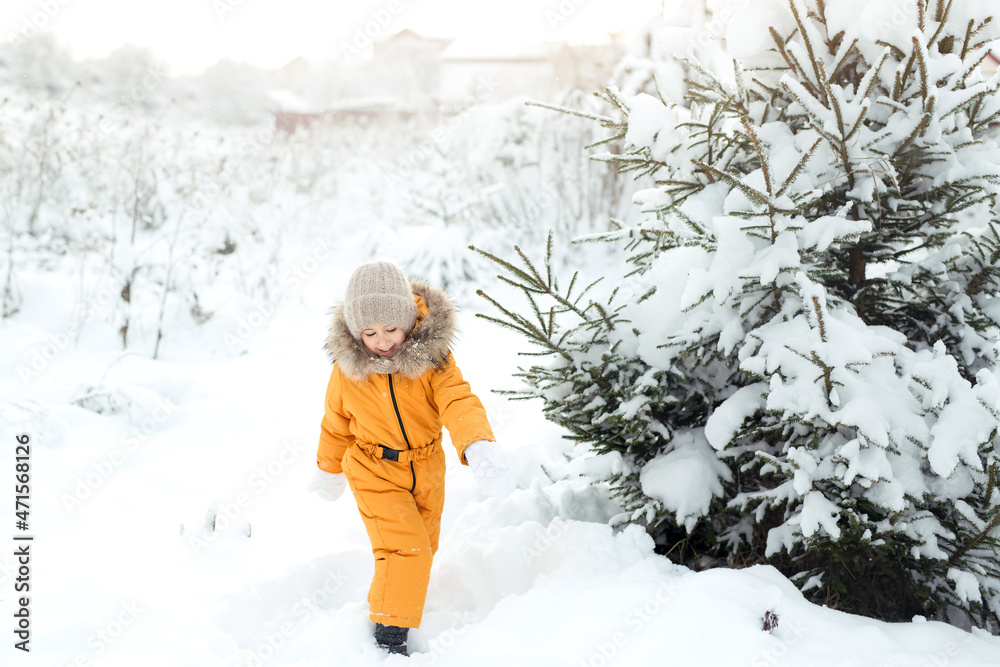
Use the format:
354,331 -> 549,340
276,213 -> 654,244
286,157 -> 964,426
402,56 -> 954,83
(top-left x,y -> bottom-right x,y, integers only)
307,469 -> 348,502
464,440 -> 516,498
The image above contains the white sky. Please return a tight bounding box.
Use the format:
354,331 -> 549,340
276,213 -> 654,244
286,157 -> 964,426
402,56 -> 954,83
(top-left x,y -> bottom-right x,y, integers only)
2,0 -> 666,73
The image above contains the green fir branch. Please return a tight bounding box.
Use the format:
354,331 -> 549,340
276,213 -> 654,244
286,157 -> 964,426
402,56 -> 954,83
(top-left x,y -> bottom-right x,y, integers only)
691,159 -> 772,209
777,138 -> 823,199
911,34 -> 931,108
787,0 -> 827,105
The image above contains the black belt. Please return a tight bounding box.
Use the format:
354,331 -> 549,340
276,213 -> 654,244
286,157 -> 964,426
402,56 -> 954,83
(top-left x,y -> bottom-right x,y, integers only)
380,446 -> 402,462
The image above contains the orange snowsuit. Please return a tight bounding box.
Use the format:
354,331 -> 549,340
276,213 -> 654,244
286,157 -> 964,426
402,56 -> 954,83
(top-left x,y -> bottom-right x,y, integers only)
317,281 -> 495,628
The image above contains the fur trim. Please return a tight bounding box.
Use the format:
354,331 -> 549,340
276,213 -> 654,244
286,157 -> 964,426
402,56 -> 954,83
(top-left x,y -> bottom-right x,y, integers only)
326,280 -> 456,381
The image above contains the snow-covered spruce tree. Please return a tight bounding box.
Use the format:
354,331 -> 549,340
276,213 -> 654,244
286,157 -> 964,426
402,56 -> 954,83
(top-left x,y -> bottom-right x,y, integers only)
475,0 -> 1000,629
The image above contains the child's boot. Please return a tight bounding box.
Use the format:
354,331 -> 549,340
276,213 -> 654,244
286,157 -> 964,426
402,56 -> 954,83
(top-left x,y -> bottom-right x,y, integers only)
374,622 -> 409,656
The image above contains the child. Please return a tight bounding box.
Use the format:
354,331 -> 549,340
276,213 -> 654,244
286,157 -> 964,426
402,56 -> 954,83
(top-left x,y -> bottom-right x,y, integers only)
308,260 -> 514,656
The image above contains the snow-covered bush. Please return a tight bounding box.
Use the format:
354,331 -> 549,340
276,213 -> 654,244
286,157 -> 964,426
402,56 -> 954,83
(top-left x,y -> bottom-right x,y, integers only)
386,94 -> 639,306
0,40 -> 352,359
478,0 -> 1000,630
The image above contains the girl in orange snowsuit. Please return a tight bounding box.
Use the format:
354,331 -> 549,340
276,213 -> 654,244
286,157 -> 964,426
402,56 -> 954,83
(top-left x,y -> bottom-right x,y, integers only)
309,261 -> 514,656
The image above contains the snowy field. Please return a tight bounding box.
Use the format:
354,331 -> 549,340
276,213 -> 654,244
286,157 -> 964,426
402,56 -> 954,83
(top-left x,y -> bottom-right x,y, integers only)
2,229 -> 1000,667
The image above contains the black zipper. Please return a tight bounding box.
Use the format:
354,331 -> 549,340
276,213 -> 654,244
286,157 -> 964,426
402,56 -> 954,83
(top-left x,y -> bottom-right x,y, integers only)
387,374 -> 416,493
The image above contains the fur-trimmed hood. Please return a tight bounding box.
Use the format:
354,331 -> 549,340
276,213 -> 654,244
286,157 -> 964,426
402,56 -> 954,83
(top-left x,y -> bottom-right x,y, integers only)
326,280 -> 457,381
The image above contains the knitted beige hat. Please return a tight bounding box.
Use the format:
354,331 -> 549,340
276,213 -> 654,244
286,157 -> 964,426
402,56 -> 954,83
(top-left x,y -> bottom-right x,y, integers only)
343,261 -> 417,338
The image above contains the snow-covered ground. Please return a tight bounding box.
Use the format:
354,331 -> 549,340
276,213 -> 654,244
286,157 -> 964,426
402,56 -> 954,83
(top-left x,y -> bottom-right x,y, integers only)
2,230 -> 1000,667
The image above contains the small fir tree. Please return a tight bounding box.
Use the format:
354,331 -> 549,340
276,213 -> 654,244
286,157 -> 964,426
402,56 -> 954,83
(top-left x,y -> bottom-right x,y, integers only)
476,0 -> 1000,630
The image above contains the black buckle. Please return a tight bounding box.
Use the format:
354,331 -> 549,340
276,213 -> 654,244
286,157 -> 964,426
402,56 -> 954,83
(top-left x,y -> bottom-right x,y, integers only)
380,446 -> 400,462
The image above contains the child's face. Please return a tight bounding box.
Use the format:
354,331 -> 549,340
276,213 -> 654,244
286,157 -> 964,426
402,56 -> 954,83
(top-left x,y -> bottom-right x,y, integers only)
361,324 -> 407,357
